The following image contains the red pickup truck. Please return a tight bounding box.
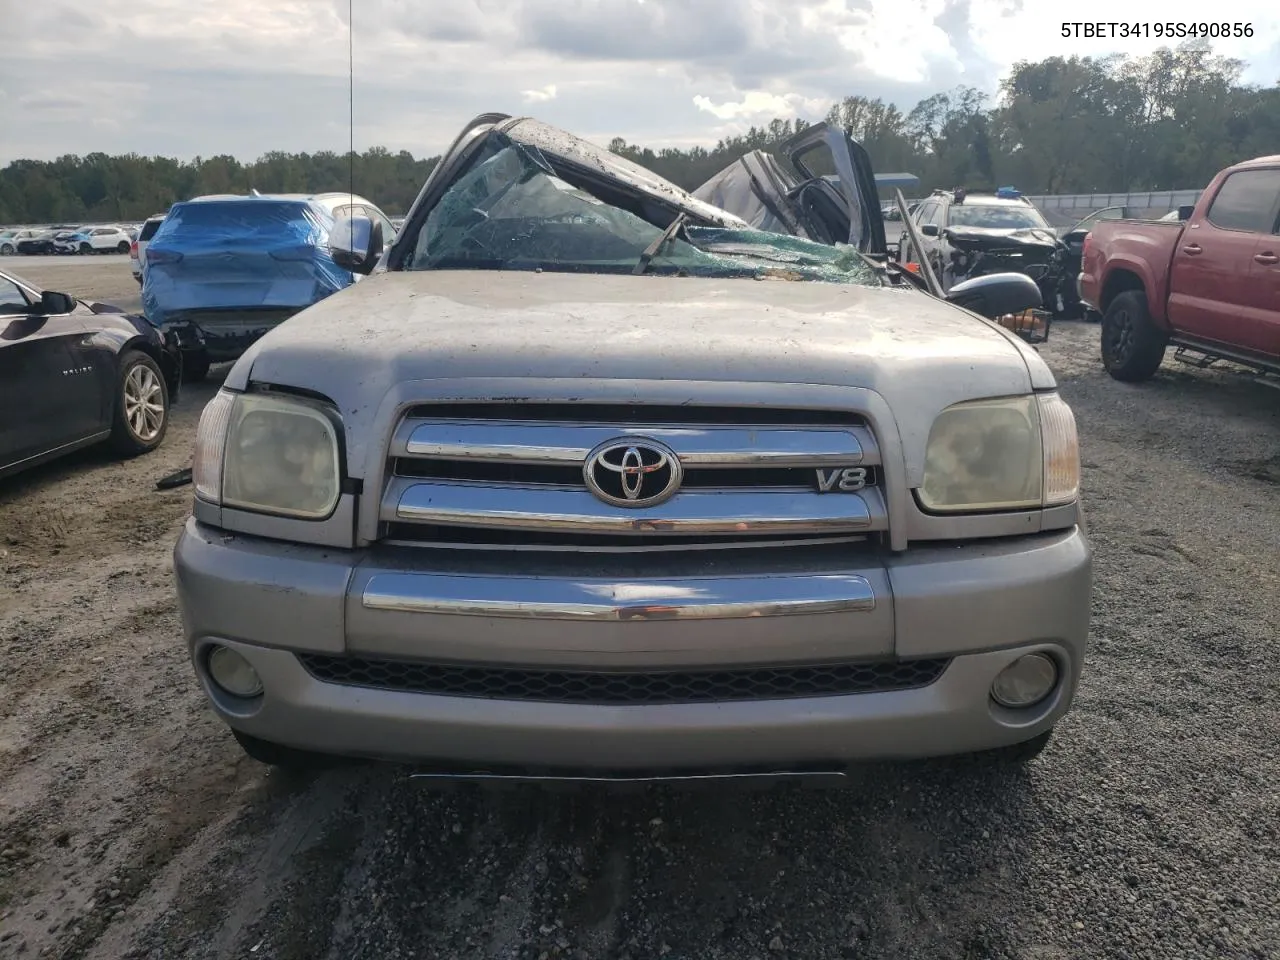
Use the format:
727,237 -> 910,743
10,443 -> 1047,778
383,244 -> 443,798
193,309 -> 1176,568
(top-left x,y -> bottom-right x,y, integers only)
1078,156 -> 1280,381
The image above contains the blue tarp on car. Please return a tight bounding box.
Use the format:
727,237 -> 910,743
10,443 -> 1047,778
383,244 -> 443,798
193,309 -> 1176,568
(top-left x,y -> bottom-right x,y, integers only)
141,198 -> 352,327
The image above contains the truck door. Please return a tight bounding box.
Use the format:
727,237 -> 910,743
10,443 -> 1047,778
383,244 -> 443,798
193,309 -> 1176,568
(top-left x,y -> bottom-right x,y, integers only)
1168,167 -> 1280,353
1247,219 -> 1280,360
778,122 -> 887,255
921,203 -> 949,286
906,202 -> 942,274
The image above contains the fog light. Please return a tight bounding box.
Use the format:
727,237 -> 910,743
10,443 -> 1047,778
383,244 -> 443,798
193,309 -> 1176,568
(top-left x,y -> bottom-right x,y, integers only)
991,653 -> 1057,708
207,645 -> 263,698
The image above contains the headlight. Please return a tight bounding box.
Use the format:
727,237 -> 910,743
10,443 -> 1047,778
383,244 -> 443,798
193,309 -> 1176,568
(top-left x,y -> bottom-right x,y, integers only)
193,389 -> 342,520
193,390 -> 235,502
918,393 -> 1079,513
1037,393 -> 1080,506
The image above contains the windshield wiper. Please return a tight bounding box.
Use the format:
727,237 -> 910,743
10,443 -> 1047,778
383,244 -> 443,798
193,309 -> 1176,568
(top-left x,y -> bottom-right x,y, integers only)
632,213 -> 687,276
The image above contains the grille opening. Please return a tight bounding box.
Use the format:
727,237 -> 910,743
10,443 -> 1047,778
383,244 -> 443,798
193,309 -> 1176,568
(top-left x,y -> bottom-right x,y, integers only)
381,522 -> 879,551
393,458 -> 878,490
297,654 -> 951,705
395,459 -> 580,484
402,403 -> 863,426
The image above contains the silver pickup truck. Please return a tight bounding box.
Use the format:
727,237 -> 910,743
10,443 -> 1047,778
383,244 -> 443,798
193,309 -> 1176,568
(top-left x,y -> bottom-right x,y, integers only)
174,115 -> 1091,783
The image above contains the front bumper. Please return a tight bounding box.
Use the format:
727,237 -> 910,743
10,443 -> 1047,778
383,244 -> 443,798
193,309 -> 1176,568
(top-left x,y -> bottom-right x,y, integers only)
174,519 -> 1092,770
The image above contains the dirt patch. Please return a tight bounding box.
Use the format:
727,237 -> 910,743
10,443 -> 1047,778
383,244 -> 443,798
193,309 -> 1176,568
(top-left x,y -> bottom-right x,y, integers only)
0,301 -> 1277,959
1229,454 -> 1280,485
14,258 -> 143,313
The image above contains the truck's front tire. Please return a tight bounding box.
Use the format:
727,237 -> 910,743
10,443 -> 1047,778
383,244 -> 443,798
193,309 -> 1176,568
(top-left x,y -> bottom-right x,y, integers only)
982,729 -> 1053,764
1101,290 -> 1167,382
232,729 -> 343,772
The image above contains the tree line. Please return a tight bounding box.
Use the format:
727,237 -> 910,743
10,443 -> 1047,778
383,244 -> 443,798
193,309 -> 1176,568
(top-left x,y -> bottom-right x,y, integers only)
2,41 -> 1276,225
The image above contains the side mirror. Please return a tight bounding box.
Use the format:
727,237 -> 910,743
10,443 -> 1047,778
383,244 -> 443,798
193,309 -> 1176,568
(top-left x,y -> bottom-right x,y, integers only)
1177,205 -> 1195,221
945,272 -> 1042,320
37,290 -> 77,315
330,216 -> 384,275
920,223 -> 939,237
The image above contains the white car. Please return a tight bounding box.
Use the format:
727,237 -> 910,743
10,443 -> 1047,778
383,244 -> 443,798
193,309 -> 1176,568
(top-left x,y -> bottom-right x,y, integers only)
130,215 -> 167,285
54,226 -> 134,255
1,229 -> 47,255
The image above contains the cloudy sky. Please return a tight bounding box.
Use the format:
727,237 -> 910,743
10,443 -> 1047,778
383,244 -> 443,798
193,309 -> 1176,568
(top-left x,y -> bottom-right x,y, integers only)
1,0 -> 1277,164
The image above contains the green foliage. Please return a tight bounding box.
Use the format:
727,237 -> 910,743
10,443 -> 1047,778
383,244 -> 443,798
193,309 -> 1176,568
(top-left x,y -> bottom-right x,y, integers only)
0,149 -> 439,224
1,42 -> 1274,224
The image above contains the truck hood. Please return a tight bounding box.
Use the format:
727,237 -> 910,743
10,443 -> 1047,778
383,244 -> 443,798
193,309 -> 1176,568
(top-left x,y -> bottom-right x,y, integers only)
230,270 -> 1048,482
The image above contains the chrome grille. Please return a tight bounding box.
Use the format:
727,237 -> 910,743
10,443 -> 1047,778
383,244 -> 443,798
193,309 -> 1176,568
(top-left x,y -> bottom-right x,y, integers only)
381,404 -> 887,550
399,403 -> 860,425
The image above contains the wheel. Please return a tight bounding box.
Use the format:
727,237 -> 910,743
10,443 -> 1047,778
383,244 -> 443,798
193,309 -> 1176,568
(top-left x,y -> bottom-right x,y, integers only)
110,350 -> 169,456
79,242 -> 93,254
0,243 -> 13,255
232,729 -> 346,772
981,729 -> 1053,764
117,240 -> 130,253
182,354 -> 211,383
1100,290 -> 1167,382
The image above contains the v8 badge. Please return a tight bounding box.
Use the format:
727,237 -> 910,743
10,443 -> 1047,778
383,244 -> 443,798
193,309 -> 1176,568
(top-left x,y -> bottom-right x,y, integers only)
815,467 -> 868,493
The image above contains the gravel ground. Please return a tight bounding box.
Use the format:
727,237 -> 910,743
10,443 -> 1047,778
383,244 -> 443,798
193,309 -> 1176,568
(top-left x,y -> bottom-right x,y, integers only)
0,259 -> 1277,960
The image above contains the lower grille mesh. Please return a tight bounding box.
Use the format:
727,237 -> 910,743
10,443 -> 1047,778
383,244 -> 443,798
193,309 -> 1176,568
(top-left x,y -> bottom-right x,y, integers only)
297,654 -> 950,705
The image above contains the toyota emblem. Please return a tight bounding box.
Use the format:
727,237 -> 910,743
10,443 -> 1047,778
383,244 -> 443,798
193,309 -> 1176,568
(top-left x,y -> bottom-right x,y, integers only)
583,437 -> 683,508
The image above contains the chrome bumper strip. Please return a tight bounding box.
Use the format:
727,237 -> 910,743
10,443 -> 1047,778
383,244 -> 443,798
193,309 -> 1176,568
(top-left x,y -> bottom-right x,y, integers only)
388,479 -> 881,535
362,572 -> 876,620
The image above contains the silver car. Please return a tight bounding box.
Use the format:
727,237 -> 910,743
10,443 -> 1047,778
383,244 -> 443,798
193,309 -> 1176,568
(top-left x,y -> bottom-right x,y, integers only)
174,114 -> 1090,784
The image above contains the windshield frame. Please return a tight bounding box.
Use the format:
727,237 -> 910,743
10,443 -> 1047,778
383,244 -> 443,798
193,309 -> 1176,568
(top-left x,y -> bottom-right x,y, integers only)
395,139 -> 883,288
385,116 -> 749,274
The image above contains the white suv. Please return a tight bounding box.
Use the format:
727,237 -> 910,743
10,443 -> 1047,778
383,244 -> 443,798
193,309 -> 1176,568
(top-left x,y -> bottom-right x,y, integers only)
54,225 -> 134,255
130,215 -> 167,284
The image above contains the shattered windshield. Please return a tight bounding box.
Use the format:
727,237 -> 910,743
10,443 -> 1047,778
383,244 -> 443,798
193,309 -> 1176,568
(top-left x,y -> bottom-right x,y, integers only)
948,205 -> 1049,230
402,140 -> 881,287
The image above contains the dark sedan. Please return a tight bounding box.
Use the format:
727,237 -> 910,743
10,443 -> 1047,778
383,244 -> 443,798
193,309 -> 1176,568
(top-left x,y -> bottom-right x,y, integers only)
0,268 -> 182,479
16,230 -> 58,255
